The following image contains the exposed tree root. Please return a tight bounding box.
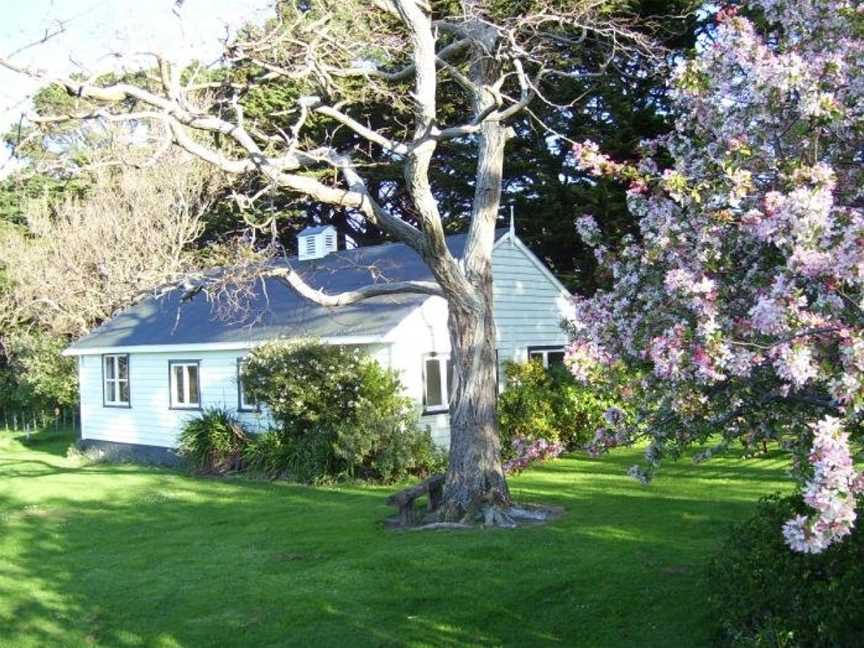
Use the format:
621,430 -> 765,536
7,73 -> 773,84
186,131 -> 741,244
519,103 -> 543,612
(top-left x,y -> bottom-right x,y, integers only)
388,501 -> 563,531
386,478 -> 563,530
407,522 -> 473,531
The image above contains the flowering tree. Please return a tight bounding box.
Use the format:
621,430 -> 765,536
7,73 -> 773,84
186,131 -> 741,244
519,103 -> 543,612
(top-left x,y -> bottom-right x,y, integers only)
566,1 -> 864,552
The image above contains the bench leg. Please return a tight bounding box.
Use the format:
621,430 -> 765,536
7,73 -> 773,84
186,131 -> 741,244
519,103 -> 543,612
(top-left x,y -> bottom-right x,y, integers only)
400,503 -> 415,527
429,485 -> 443,512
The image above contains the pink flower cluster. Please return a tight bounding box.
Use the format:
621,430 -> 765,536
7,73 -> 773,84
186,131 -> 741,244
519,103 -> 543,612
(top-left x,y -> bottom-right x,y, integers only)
647,325 -> 689,381
584,425 -> 630,458
563,0 -> 864,553
564,338 -> 612,383
503,436 -> 564,475
571,140 -> 626,177
783,417 -> 864,553
575,214 -> 602,247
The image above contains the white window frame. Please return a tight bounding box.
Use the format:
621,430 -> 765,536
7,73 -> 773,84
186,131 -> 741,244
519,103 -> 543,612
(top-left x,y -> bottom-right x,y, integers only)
236,358 -> 259,412
169,360 -> 201,410
305,236 -> 317,256
527,346 -> 566,369
103,354 -> 130,407
423,353 -> 451,414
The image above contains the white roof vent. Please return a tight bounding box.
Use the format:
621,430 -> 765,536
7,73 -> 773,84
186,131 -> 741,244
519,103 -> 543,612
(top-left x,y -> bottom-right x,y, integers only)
297,225 -> 338,261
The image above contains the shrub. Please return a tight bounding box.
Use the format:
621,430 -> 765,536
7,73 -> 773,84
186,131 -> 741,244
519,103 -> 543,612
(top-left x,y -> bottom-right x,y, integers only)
242,340 -> 443,482
497,361 -> 620,457
243,429 -> 335,483
333,401 -> 447,481
707,493 -> 864,647
178,408 -> 250,473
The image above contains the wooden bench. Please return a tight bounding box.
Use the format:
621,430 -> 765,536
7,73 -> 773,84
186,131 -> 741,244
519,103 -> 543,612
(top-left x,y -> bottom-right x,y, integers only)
386,474 -> 445,526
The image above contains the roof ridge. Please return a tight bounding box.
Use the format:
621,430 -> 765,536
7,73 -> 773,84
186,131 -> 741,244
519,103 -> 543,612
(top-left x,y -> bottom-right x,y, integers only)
283,227 -> 508,265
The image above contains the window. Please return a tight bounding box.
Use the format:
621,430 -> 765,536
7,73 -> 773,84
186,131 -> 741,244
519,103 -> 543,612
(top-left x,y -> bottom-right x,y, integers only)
305,237 -> 316,256
237,359 -> 259,412
423,353 -> 453,413
324,232 -> 336,250
528,346 -> 566,369
169,361 -> 201,409
103,354 -> 130,407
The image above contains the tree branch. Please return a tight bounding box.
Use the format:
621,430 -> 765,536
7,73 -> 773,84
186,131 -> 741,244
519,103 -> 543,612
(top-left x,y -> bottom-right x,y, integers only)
268,266 -> 443,305
311,101 -> 410,155
393,0 -> 466,298
325,37 -> 471,81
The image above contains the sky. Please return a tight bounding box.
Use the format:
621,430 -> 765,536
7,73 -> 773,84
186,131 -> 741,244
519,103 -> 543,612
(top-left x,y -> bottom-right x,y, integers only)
0,0 -> 275,173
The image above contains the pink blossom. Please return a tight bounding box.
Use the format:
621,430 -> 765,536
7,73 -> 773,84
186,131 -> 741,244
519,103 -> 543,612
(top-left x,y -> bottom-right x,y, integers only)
784,417 -> 863,553
774,343 -> 818,388
575,215 -> 602,246
647,325 -> 689,381
749,296 -> 788,335
504,437 -> 564,474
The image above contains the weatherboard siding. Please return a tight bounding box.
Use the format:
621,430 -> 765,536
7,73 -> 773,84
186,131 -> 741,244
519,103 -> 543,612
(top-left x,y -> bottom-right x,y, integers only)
492,239 -> 574,377
385,296 -> 452,447
78,350 -> 272,448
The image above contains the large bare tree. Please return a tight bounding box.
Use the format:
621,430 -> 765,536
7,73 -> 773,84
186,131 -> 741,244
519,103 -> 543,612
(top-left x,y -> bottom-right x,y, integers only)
1,0 -> 656,523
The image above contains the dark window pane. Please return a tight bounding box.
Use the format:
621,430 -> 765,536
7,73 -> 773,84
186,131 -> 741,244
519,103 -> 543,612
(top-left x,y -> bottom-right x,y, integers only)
174,365 -> 185,404
118,355 -> 129,380
239,361 -> 254,408
242,384 -> 255,408
119,381 -> 130,403
188,366 -> 200,405
105,381 -> 116,403
528,351 -> 544,364
105,356 -> 115,379
425,359 -> 443,406
548,352 -> 565,366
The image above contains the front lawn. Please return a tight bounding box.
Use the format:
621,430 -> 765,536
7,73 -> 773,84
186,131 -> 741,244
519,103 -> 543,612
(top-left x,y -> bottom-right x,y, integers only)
0,427 -> 790,647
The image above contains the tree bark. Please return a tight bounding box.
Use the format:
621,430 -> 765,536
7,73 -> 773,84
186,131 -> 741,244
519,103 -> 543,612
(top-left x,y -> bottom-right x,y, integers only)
440,288 -> 510,521
438,23 -> 512,522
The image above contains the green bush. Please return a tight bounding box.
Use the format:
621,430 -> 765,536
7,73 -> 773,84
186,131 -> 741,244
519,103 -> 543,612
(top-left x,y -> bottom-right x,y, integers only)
2,331 -> 78,411
497,361 -> 619,457
242,340 -> 443,482
333,401 -> 447,482
243,429 -> 335,482
707,493 -> 864,647
178,408 -> 250,473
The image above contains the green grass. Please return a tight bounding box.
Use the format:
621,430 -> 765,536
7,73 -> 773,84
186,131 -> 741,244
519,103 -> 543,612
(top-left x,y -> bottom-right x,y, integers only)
0,427 -> 791,648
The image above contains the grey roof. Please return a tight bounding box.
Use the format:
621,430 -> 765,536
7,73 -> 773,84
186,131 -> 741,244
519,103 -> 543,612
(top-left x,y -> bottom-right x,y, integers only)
297,224 -> 336,236
67,230 -> 507,352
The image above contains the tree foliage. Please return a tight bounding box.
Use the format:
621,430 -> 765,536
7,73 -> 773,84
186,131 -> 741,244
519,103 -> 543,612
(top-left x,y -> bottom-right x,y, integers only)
0,145 -> 223,410
708,493 -> 864,646
566,1 -> 864,552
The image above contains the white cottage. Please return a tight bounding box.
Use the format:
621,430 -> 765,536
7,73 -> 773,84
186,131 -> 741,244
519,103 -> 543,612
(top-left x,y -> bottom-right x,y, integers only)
63,226 -> 574,461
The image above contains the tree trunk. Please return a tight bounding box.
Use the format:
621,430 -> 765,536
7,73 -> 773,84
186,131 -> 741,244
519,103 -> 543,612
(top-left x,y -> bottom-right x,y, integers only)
439,285 -> 511,522
437,33 -> 512,521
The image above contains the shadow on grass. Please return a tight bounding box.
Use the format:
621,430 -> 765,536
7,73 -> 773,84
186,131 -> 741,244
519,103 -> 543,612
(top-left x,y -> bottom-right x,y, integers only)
2,425 -> 78,458
0,433 -> 791,647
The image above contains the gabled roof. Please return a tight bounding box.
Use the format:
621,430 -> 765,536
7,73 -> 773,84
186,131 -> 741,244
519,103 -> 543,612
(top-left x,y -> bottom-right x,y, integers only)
65,230 -> 508,354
